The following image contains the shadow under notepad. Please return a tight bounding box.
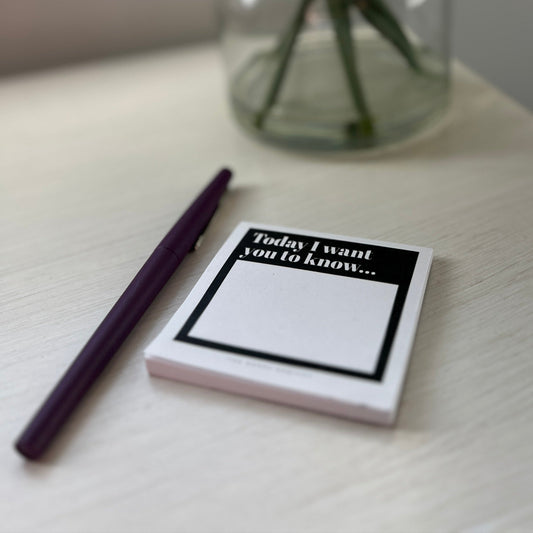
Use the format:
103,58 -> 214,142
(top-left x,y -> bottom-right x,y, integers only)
148,373 -> 397,445
395,256 -> 454,431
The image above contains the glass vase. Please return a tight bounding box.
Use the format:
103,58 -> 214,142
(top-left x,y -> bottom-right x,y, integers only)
219,0 -> 451,150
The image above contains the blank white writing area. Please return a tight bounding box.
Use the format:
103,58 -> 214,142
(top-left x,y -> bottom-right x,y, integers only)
189,260 -> 398,374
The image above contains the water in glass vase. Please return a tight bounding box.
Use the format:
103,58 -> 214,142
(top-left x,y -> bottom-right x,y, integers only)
230,29 -> 449,150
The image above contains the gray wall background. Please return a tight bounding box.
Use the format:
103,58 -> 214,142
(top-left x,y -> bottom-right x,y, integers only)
1,0 -> 532,111
453,0 -> 533,111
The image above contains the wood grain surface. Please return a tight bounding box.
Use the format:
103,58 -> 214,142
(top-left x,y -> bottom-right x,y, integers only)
1,45 -> 532,532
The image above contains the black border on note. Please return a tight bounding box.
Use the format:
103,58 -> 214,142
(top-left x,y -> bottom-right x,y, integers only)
175,228 -> 419,382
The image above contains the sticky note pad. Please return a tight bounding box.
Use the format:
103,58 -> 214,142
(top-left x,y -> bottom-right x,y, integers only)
145,223 -> 433,424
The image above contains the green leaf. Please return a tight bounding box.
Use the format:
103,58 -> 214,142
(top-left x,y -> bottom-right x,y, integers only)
326,0 -> 374,136
254,0 -> 315,130
354,0 -> 422,72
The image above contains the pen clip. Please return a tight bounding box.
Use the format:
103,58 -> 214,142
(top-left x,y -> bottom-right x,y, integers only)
189,204 -> 219,253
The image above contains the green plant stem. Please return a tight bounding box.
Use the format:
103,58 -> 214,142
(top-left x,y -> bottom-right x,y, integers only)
254,0 -> 315,130
354,0 -> 422,72
326,0 -> 373,136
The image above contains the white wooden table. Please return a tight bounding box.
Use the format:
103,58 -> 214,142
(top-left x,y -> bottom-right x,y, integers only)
2,45 -> 532,532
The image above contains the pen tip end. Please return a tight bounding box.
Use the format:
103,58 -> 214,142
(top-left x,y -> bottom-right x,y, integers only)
218,167 -> 233,183
15,442 -> 36,460
15,434 -> 43,460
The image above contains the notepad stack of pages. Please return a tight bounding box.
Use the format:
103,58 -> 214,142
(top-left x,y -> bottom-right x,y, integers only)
145,222 -> 433,425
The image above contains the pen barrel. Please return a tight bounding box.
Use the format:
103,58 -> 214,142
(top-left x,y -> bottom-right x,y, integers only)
15,246 -> 180,459
16,167 -> 232,460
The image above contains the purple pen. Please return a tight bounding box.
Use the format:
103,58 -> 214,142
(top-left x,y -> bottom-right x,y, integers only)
15,168 -> 232,460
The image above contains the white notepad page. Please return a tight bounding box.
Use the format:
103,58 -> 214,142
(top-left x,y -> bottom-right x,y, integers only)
189,260 -> 398,375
